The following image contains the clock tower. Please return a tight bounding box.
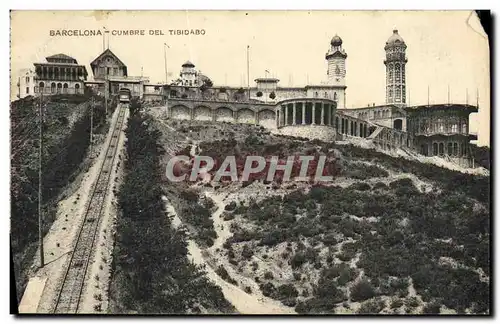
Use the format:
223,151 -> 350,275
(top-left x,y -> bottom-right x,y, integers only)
326,35 -> 347,86
325,34 -> 347,108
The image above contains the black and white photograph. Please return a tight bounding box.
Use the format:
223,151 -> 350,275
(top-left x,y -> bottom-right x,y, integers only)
9,9 -> 491,315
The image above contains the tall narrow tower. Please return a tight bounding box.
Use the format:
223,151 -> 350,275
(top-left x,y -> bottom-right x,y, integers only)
384,29 -> 407,106
325,35 -> 347,108
326,35 -> 347,86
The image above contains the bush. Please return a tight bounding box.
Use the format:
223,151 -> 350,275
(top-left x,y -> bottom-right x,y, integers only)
350,279 -> 376,302
277,284 -> 299,299
422,301 -> 441,314
263,271 -> 274,280
357,298 -> 386,314
260,282 -> 276,297
390,298 -> 404,309
225,201 -> 237,211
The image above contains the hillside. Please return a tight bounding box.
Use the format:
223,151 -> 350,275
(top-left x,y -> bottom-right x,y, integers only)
150,117 -> 490,315
10,94 -> 114,302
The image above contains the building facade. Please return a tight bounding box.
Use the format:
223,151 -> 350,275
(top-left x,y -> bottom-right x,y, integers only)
89,48 -> 147,98
406,104 -> 478,159
32,54 -> 88,95
16,68 -> 36,99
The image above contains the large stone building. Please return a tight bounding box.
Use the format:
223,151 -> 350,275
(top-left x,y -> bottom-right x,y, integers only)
31,54 -> 88,96
15,29 -> 480,166
160,29 -> 478,165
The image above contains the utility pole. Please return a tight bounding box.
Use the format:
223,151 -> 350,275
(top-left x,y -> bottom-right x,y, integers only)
102,27 -> 106,51
247,45 -> 250,102
38,92 -> 44,268
90,97 -> 94,158
105,75 -> 108,116
164,43 -> 170,117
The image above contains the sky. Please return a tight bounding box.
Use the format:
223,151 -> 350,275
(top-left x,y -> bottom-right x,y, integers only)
10,10 -> 490,146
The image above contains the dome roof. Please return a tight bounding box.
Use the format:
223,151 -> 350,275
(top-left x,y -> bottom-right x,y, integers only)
386,29 -> 405,46
331,34 -> 343,46
182,60 -> 195,68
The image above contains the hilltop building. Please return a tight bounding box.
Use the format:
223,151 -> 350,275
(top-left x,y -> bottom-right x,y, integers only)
88,48 -> 149,98
15,29 -> 480,166
16,68 -> 37,99
31,54 -> 88,96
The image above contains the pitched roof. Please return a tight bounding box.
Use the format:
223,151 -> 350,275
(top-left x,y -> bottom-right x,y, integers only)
90,49 -> 126,67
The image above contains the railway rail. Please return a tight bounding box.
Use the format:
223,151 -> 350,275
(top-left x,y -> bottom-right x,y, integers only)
53,104 -> 127,313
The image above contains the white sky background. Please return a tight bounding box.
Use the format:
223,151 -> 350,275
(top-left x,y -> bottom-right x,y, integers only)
10,10 -> 490,146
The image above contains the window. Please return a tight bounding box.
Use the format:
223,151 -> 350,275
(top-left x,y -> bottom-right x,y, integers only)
324,92 -> 328,98
433,143 -> 438,156
26,87 -> 29,94
334,92 -> 337,101
453,143 -> 458,156
26,76 -> 29,83
448,142 -> 453,155
113,67 -> 118,75
315,91 -> 319,98
395,64 -> 401,82
451,124 -> 458,133
107,67 -> 111,75
462,123 -> 467,133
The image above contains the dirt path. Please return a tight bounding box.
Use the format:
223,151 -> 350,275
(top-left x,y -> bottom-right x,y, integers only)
162,195 -> 295,314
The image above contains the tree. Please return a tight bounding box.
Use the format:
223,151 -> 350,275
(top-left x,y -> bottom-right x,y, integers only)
269,91 -> 276,100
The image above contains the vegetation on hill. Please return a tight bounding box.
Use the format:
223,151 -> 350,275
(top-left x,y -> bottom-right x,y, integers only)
109,111 -> 234,314
11,94 -> 112,302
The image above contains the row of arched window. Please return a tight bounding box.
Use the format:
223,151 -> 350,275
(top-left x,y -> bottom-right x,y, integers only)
421,142 -> 467,157
335,116 -> 369,138
37,82 -> 81,94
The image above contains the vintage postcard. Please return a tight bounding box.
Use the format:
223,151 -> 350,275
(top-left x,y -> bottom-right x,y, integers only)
10,10 -> 490,315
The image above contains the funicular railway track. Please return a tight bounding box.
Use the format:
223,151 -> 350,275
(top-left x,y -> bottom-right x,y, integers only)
53,105 -> 127,313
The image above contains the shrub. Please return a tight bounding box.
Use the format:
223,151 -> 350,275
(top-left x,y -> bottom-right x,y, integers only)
350,279 -> 376,302
263,271 -> 274,280
357,298 -> 386,314
260,282 -> 276,298
390,298 -> 404,309
422,301 -> 441,314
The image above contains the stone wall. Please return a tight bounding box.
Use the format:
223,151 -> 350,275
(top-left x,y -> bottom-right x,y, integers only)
279,125 -> 336,142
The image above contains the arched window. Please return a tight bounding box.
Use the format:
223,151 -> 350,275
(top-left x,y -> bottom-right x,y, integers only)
462,123 -> 467,134
447,142 -> 453,155
451,124 -> 458,133
314,92 -> 319,98
453,142 -> 458,156
389,89 -> 393,98
334,92 -> 338,101
324,92 -> 328,98
51,82 -> 56,93
63,83 -> 68,93
439,143 -> 444,156
432,143 -> 438,156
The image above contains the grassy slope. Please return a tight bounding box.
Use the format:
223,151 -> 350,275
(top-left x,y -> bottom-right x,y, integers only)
163,120 -> 490,315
